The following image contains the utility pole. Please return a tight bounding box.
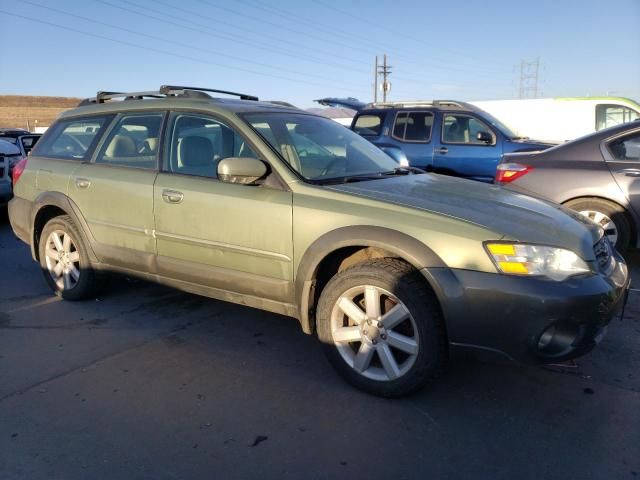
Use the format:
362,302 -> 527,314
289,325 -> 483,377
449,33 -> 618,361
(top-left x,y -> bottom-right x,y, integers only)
376,53 -> 392,102
373,56 -> 378,103
517,57 -> 541,99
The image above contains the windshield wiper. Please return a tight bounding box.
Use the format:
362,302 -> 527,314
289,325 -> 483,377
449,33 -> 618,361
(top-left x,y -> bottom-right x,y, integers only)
380,166 -> 425,175
511,136 -> 530,141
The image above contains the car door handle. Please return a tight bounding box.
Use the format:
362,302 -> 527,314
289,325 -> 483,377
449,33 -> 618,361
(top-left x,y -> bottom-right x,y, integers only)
75,177 -> 91,189
162,189 -> 184,204
436,147 -> 448,154
615,168 -> 640,177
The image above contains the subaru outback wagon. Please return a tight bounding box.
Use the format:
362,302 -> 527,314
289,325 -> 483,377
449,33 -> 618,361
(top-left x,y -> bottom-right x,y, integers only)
8,85 -> 629,397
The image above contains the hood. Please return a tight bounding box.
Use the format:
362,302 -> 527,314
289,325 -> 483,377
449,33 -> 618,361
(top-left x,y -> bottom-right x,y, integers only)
327,174 -> 601,260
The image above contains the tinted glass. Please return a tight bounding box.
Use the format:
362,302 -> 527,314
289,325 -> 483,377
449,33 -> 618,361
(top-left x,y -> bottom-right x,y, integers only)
33,116 -> 112,160
442,114 -> 494,145
353,114 -> 383,136
167,114 -> 256,178
245,113 -> 399,181
405,112 -> 433,141
609,132 -> 640,161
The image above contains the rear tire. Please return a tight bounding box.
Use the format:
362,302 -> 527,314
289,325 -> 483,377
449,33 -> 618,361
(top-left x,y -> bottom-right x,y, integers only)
564,198 -> 631,253
316,258 -> 447,397
38,215 -> 100,300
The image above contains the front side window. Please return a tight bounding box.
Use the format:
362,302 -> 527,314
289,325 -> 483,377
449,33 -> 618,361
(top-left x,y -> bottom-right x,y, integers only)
245,112 -> 399,181
608,132 -> 640,161
95,113 -> 164,169
596,104 -> 640,130
166,114 -> 257,178
392,111 -> 433,142
442,114 -> 495,145
353,114 -> 383,136
33,116 -> 112,160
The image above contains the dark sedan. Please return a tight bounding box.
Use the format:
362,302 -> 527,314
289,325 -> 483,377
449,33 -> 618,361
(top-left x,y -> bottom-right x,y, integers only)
496,120 -> 640,252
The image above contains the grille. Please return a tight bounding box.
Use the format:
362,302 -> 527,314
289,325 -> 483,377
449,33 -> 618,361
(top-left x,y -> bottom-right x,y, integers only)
594,236 -> 614,274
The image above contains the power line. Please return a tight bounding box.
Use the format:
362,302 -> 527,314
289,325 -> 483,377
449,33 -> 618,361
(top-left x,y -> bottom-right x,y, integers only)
19,0 -> 365,91
0,9 -> 362,94
310,0 -> 513,72
95,0 -> 369,76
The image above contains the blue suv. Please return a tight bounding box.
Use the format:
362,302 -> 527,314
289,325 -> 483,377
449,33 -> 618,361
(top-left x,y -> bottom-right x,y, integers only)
316,98 -> 555,182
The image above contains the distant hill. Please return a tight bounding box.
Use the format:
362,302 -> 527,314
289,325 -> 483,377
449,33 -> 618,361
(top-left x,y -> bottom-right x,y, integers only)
0,95 -> 81,130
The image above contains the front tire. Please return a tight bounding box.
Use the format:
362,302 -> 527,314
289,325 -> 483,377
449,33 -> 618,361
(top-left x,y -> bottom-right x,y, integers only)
38,215 -> 99,300
316,258 -> 447,397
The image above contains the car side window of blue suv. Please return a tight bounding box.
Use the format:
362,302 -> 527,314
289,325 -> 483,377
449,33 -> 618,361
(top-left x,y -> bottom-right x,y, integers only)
392,111 -> 434,143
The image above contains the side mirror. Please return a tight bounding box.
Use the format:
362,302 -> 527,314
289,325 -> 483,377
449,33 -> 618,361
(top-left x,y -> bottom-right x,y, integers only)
217,157 -> 268,185
476,131 -> 493,144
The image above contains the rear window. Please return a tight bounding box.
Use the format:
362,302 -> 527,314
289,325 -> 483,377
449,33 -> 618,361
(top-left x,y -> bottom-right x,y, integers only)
353,114 -> 383,136
33,115 -> 113,160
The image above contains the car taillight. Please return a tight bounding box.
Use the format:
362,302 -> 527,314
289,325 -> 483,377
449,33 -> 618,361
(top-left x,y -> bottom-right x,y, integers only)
12,157 -> 28,187
495,162 -> 532,183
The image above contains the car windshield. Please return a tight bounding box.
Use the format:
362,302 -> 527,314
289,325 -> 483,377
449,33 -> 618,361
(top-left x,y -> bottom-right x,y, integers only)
244,112 -> 400,182
480,111 -> 519,138
0,136 -> 18,144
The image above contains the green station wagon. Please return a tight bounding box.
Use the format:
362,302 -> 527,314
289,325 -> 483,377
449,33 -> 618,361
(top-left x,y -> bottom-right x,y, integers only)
8,86 -> 630,396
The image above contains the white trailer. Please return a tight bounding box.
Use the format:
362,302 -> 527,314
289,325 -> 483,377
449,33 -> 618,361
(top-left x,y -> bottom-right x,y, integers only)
471,97 -> 640,143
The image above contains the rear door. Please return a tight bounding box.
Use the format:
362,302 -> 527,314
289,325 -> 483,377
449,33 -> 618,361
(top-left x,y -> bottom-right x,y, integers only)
70,111 -> 165,271
153,112 -> 294,303
433,112 -> 502,181
604,128 -> 640,217
384,110 -> 435,169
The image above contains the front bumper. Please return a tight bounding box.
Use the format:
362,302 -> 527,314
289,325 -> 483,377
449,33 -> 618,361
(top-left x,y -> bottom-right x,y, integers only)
425,254 -> 629,363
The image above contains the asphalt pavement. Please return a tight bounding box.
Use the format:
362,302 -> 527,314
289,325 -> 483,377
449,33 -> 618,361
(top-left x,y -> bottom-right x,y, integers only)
1,214 -> 639,480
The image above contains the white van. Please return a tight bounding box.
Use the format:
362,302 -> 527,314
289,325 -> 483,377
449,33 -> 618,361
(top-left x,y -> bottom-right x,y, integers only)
471,97 -> 640,143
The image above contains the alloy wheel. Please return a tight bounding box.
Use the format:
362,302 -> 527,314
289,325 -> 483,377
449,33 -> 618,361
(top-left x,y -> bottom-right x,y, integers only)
578,209 -> 618,246
330,285 -> 419,381
43,229 -> 81,291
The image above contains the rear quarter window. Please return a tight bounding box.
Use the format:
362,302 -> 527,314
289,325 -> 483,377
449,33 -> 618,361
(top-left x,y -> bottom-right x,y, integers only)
33,115 -> 114,160
353,114 -> 384,136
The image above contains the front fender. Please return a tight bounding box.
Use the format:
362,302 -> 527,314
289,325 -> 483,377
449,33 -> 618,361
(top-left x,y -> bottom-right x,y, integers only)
295,225 -> 446,333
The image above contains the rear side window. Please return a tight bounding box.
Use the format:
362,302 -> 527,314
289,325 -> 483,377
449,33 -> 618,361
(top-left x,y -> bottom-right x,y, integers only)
33,116 -> 113,160
392,111 -> 433,142
353,114 -> 383,136
608,132 -> 640,161
95,112 -> 164,169
596,104 -> 640,130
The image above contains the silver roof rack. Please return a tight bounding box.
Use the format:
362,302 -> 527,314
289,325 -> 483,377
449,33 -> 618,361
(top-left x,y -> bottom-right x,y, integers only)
368,100 -> 466,109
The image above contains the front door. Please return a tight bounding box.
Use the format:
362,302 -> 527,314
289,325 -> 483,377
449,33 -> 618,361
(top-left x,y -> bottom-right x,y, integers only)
153,112 -> 294,304
433,112 -> 502,182
71,111 -> 165,270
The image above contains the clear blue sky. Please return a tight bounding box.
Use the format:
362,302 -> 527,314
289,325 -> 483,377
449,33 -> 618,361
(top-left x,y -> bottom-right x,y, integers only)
1,0 -> 638,108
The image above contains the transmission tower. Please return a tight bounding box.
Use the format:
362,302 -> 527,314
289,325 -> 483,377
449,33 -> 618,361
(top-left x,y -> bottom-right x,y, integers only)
518,57 -> 541,99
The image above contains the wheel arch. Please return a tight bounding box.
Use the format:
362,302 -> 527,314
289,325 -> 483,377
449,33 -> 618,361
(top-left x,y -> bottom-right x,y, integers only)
561,195 -> 637,246
295,226 -> 446,334
30,192 -> 97,262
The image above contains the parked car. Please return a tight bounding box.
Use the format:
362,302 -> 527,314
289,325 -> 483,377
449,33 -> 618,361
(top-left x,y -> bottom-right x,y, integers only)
9,85 -> 629,396
0,128 -> 42,164
472,97 -> 640,144
496,120 -> 640,253
0,139 -> 22,206
315,97 -> 554,182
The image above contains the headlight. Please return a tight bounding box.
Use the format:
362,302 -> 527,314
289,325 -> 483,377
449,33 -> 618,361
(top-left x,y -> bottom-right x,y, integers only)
485,242 -> 591,281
